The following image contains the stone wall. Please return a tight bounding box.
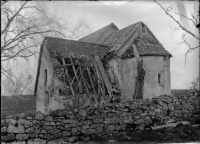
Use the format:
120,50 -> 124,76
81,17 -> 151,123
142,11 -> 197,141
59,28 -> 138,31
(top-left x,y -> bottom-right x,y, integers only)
1,91 -> 199,144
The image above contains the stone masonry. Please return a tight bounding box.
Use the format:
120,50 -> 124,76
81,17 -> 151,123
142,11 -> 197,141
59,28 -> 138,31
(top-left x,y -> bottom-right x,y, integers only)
1,90 -> 199,144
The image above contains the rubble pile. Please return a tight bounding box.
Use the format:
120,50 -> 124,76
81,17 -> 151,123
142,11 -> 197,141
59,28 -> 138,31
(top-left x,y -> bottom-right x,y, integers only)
1,91 -> 199,144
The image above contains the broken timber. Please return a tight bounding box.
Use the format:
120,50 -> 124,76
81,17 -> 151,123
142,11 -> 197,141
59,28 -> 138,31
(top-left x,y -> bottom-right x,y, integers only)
54,63 -> 79,68
62,58 -> 75,96
151,121 -> 190,130
94,56 -> 113,99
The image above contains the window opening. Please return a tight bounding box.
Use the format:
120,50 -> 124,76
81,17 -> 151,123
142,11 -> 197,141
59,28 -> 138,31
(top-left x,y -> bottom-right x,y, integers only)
44,69 -> 47,87
158,73 -> 161,84
158,71 -> 165,86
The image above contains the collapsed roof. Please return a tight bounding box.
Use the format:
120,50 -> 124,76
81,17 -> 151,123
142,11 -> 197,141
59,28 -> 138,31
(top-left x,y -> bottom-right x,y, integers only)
44,36 -> 110,59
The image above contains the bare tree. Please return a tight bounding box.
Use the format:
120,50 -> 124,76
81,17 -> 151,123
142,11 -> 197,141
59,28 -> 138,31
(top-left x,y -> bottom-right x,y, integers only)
1,73 -> 33,99
153,0 -> 199,65
1,1 -> 91,97
1,1 -> 66,82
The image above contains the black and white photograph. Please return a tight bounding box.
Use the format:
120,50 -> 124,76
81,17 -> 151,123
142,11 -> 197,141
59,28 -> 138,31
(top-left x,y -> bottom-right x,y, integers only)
1,1 -> 199,143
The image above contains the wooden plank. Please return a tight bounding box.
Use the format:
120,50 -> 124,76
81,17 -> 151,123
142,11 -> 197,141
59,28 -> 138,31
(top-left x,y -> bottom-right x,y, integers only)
54,63 -> 79,68
62,58 -> 74,96
151,122 -> 181,130
79,66 -> 90,95
87,67 -> 97,94
70,57 -> 82,93
91,60 -> 104,97
94,56 -> 112,99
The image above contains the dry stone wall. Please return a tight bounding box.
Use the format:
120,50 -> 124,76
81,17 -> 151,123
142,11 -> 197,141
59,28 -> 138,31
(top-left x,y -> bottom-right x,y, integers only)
1,91 -> 199,144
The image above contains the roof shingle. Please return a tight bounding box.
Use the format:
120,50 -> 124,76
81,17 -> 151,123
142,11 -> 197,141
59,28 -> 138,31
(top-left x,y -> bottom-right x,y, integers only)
44,37 -> 110,59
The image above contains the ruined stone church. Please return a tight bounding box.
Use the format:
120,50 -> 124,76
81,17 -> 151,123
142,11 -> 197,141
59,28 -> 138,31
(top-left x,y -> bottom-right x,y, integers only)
34,22 -> 172,113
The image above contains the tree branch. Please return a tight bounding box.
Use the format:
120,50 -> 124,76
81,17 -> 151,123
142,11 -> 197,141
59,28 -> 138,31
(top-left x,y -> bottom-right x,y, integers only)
154,0 -> 199,40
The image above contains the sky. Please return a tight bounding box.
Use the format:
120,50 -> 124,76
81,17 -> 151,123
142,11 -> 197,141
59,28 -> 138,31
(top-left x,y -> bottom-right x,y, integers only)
44,1 -> 199,89
1,1 -> 199,95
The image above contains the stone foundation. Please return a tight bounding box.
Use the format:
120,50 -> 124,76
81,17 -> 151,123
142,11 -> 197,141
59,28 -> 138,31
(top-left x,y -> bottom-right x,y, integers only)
1,91 -> 199,144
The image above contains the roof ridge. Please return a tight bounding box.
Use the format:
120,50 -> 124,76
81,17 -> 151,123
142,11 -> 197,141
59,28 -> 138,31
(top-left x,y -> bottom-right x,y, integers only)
79,22 -> 119,41
118,21 -> 141,31
44,36 -> 108,47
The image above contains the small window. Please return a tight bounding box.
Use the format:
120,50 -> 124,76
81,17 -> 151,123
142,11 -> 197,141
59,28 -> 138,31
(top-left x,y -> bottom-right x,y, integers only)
158,71 -> 165,86
59,89 -> 62,94
158,73 -> 161,84
44,69 -> 47,87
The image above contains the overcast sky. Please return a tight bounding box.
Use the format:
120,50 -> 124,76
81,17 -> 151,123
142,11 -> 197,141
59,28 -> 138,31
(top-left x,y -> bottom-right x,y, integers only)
41,1 -> 199,89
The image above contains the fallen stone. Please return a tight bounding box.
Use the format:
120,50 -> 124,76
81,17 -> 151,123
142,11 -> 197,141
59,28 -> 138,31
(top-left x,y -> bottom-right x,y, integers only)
5,119 -> 17,125
62,131 -> 71,137
96,127 -> 103,133
26,117 -> 32,120
138,125 -> 144,131
18,119 -> 32,126
38,133 -> 46,139
174,104 -> 182,110
133,115 -> 140,120
93,118 -> 103,123
40,129 -> 47,134
82,124 -> 89,132
45,116 -> 54,121
68,136 -> 76,143
25,127 -> 34,133
1,133 -> 16,142
33,124 -> 40,129
27,138 -> 46,144
34,129 -> 40,134
33,120 -> 41,125
57,125 -> 65,130
79,110 -> 87,117
107,125 -> 115,131
135,119 -> 144,124
141,112 -> 147,117
87,128 -> 96,134
29,134 -> 36,138
168,104 -> 174,110
8,124 -> 25,133
154,108 -> 161,113
62,119 -> 77,124
35,113 -> 44,120
16,134 -> 29,141
72,127 -> 77,133
47,140 -> 58,144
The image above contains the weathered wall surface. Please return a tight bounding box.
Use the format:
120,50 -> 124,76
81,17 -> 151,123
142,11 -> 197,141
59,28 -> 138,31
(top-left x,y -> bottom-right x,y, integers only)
107,56 -> 171,100
108,57 -> 137,101
2,92 -> 199,143
36,43 -> 54,113
143,56 -> 171,99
